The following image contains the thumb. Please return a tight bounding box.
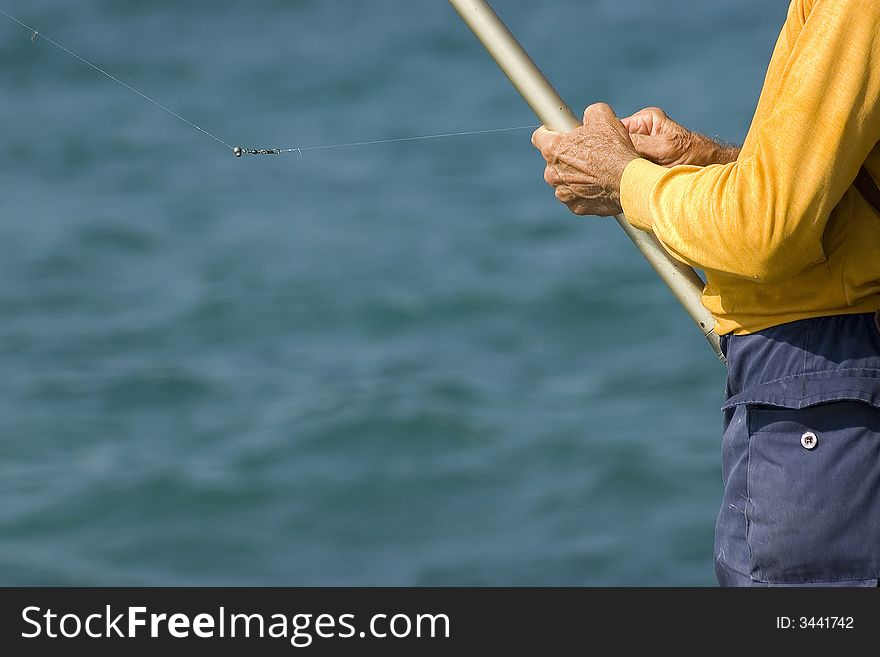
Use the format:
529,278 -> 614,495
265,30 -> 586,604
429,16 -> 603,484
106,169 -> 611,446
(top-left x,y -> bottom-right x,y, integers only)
621,114 -> 645,135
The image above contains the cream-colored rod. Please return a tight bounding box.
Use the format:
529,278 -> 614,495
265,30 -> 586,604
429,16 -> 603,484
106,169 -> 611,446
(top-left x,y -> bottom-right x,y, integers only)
449,0 -> 724,363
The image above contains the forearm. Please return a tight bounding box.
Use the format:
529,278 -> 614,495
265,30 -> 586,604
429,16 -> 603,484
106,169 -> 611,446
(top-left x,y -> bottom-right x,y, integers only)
686,132 -> 740,166
622,0 -> 880,282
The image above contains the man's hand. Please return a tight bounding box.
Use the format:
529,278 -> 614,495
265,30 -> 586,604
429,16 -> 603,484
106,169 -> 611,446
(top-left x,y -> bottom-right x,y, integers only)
532,103 -> 639,217
620,107 -> 740,167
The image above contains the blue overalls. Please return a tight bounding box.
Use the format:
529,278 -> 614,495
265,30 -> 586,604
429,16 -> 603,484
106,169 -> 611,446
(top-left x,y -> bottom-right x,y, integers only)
714,311 -> 880,586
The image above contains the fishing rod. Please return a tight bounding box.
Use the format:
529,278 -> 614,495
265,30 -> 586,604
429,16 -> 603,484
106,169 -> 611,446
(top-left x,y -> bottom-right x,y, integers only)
448,0 -> 725,364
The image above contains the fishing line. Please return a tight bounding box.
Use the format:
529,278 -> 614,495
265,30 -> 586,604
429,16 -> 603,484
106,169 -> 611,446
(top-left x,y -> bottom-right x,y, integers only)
235,125 -> 539,157
0,8 -> 234,151
1,7 -> 537,158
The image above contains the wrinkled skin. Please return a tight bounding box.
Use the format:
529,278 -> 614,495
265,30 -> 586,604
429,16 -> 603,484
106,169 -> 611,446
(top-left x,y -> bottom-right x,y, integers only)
532,104 -> 740,217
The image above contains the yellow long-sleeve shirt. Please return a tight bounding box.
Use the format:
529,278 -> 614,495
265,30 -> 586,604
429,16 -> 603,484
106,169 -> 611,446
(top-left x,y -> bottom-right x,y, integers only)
620,0 -> 880,335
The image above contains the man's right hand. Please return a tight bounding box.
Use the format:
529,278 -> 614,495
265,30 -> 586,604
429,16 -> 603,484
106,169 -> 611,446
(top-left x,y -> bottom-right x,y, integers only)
620,107 -> 740,168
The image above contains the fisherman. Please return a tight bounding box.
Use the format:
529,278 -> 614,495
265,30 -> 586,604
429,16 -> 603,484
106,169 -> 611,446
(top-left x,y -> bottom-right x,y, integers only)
532,0 -> 880,587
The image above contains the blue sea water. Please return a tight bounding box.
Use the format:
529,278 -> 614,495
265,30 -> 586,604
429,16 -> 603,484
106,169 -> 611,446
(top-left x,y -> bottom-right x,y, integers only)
0,0 -> 789,585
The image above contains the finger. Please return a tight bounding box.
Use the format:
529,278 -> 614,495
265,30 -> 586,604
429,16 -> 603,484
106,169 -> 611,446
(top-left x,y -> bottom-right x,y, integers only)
642,106 -> 667,119
621,107 -> 667,135
530,127 -> 543,147
583,102 -> 618,124
531,126 -> 559,156
544,165 -> 561,186
621,113 -> 651,135
568,201 -> 591,216
555,185 -> 575,204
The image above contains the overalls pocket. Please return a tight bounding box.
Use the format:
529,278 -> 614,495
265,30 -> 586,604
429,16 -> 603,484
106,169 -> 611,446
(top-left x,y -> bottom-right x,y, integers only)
717,313 -> 880,586
743,400 -> 880,585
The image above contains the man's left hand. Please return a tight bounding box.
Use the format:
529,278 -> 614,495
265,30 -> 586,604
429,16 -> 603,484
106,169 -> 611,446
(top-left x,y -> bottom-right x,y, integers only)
532,103 -> 639,217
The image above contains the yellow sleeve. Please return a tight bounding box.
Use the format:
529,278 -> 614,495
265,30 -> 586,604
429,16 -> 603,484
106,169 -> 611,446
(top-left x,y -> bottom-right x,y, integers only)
620,0 -> 880,284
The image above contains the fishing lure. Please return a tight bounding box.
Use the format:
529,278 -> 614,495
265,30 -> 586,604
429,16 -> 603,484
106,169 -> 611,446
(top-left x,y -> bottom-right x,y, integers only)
235,147 -> 282,157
